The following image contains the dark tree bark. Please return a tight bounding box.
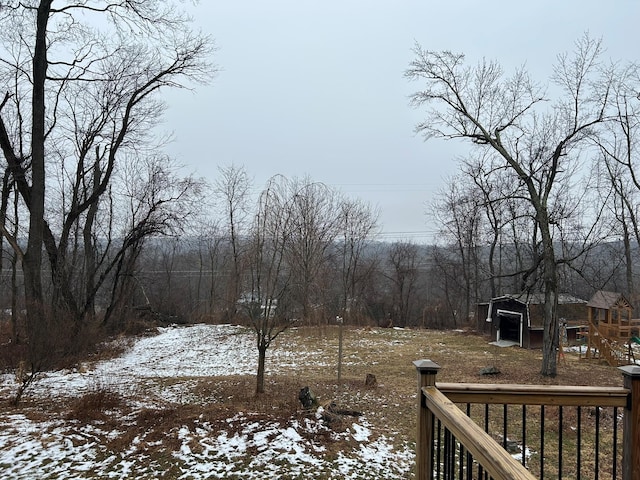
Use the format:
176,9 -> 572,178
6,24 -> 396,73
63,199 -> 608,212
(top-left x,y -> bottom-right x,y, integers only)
22,0 -> 51,329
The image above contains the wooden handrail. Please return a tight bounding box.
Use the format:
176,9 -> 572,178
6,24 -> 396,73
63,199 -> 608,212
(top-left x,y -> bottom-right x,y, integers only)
415,361 -> 640,480
437,382 -> 629,407
423,386 -> 536,480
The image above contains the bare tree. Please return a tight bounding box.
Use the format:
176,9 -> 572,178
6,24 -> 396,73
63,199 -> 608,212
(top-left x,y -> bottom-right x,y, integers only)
428,244 -> 466,328
286,177 -> 340,325
592,63 -> 640,305
386,241 -> 421,327
460,156 -> 519,299
193,221 -> 225,320
243,176 -> 294,394
407,34 -> 615,375
336,198 -> 379,324
214,165 -> 252,320
431,175 -> 482,324
0,1 -> 212,357
427,141 -> 519,315
99,155 -> 205,331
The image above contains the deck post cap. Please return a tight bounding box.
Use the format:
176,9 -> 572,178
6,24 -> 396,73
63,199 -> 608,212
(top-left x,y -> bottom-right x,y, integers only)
413,359 -> 441,372
619,364 -> 640,377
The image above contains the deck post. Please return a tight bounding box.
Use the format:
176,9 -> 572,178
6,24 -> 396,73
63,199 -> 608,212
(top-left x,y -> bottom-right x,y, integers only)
414,360 -> 441,480
620,365 -> 640,480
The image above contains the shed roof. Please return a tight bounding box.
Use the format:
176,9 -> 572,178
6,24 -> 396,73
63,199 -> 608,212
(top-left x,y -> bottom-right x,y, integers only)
587,290 -> 632,310
491,293 -> 587,305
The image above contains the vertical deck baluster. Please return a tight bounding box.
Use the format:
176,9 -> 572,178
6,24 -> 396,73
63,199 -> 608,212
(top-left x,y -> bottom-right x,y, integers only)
449,428 -> 456,480
431,413 -> 436,480
451,430 -> 457,480
443,428 -> 450,480
480,403 -> 489,480
522,404 -> 527,467
595,406 -> 600,480
612,406 -> 618,480
577,406 -> 581,480
437,420 -> 442,480
484,403 -> 489,432
459,439 -> 464,480
503,404 -> 508,450
463,403 -> 471,480
540,405 -> 545,480
449,429 -> 455,480
559,406 -> 563,480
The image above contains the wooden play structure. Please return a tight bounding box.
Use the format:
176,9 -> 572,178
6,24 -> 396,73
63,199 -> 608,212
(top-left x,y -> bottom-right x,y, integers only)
580,290 -> 640,366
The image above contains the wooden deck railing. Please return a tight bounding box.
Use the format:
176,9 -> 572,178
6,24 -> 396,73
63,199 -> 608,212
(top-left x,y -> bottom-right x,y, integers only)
414,360 -> 640,480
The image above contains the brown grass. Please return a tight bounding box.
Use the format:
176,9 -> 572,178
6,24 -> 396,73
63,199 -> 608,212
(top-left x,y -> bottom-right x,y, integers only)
281,326 -> 620,432
66,387 -> 126,422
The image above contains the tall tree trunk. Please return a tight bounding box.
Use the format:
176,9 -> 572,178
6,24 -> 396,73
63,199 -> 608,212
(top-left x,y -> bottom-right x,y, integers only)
82,162 -> 102,323
622,220 -> 634,304
10,185 -> 19,344
539,219 -> 559,377
24,1 -> 52,343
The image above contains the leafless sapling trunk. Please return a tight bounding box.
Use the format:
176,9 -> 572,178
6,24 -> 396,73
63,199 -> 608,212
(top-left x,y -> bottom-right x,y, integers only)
214,165 -> 253,321
336,198 -> 379,324
286,177 -> 341,325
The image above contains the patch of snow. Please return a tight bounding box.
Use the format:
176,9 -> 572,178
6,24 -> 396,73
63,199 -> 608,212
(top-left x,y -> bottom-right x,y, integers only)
512,446 -> 535,462
0,324 -> 415,479
351,422 -> 371,442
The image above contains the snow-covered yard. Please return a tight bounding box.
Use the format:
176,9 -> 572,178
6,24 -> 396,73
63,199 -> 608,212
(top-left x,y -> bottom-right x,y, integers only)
0,324 -> 415,479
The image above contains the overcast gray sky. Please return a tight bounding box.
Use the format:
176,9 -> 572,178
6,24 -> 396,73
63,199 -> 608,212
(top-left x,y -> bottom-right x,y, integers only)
164,0 -> 639,243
